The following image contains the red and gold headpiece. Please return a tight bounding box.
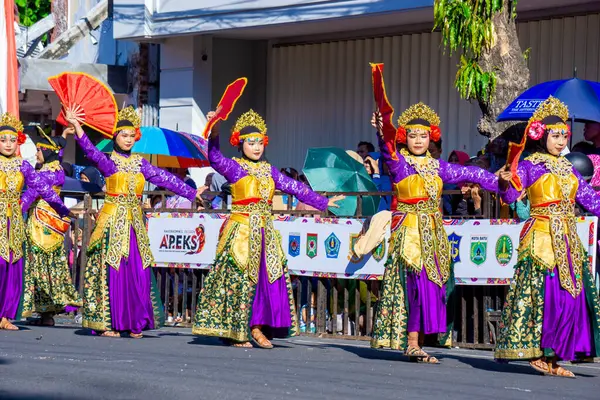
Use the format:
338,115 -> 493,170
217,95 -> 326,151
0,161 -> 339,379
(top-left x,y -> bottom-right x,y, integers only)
525,96 -> 570,140
230,109 -> 269,147
0,112 -> 27,145
113,106 -> 142,141
395,102 -> 441,144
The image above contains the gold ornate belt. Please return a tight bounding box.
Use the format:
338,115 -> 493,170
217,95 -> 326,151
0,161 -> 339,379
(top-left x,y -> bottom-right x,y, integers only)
396,200 -> 439,214
395,198 -> 449,286
231,200 -> 281,284
530,203 -> 582,298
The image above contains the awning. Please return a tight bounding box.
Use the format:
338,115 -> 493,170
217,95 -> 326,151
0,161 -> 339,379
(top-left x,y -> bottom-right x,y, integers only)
18,58 -> 128,94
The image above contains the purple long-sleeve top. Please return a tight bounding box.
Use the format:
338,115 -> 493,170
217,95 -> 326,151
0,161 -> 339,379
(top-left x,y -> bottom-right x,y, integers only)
208,136 -> 329,211
376,134 -> 499,193
501,159 -> 600,217
18,161 -> 70,217
75,133 -> 197,201
21,166 -> 65,213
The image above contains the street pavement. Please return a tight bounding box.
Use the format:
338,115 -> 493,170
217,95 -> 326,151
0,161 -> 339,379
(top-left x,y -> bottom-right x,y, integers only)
0,324 -> 598,400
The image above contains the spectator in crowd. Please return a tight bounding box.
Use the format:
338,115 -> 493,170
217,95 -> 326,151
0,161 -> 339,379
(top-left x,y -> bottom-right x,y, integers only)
571,140 -> 595,155
273,168 -> 299,211
280,167 -> 299,180
443,150 -> 469,215
207,171 -> 229,209
509,191 -> 530,221
169,168 -> 197,190
451,158 -> 487,217
61,162 -> 74,178
584,122 -> 600,153
296,175 -> 319,215
357,141 -> 375,159
364,153 -> 392,212
428,139 -> 442,160
486,137 -> 507,173
80,166 -> 105,191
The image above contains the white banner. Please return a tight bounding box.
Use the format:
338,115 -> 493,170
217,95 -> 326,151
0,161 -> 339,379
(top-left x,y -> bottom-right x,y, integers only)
147,213 -> 597,285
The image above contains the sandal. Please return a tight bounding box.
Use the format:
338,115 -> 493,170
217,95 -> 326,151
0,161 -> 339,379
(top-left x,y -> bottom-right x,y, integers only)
251,328 -> 274,349
405,346 -> 440,364
130,333 -> 143,339
530,358 -> 574,378
0,318 -> 18,331
100,331 -> 121,338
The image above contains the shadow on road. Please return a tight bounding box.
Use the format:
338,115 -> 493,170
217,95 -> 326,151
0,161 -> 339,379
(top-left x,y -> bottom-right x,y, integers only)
0,391 -> 81,400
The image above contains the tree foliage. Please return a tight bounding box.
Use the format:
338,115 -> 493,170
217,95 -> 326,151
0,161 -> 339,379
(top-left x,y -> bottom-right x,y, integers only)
16,0 -> 51,27
434,0 -> 518,102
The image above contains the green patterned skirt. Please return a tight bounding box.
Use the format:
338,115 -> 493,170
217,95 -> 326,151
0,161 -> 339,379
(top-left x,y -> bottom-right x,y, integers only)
21,240 -> 82,317
370,254 -> 455,350
494,255 -> 600,360
81,227 -> 164,332
192,221 -> 298,342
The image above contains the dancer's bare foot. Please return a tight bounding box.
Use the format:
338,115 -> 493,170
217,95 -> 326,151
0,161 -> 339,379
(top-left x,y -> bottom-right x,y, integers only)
130,332 -> 143,339
0,318 -> 18,331
100,331 -> 120,338
232,342 -> 253,348
251,327 -> 273,349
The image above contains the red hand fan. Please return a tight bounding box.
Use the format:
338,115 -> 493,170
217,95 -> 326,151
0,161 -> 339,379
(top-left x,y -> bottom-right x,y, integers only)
202,77 -> 248,139
48,72 -> 118,138
371,63 -> 398,160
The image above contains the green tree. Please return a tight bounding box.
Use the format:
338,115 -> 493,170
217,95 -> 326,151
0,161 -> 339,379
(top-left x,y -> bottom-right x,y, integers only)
434,0 -> 530,139
16,0 -> 51,27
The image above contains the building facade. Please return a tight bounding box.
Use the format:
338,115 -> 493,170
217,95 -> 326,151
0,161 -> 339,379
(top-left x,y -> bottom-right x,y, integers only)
113,0 -> 600,169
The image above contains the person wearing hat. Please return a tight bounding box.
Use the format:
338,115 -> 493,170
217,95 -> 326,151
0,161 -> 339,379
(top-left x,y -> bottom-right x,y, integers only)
192,109 -> 344,349
64,105 -> 204,339
496,97 -> 600,377
370,103 -> 500,364
0,113 -> 70,331
20,128 -> 82,326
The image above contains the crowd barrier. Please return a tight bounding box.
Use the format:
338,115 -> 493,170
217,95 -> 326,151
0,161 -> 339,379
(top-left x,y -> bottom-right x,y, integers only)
62,190 -> 598,349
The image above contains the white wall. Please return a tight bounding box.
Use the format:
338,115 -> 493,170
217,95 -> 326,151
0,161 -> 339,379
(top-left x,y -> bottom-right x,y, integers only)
159,36 -> 213,134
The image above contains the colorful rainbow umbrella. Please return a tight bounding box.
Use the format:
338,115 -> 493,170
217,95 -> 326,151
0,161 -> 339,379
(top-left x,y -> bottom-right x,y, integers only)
96,127 -> 209,168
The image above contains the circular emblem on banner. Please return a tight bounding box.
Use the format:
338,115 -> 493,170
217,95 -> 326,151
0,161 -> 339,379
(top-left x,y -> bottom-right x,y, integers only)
495,235 -> 513,266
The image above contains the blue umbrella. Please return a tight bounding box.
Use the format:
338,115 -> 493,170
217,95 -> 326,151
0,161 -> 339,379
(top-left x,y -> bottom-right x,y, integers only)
97,127 -> 209,168
498,78 -> 600,122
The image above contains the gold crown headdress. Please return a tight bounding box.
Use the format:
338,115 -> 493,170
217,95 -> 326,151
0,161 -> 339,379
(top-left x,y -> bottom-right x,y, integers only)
526,96 -> 570,140
230,109 -> 268,146
115,106 -> 141,130
395,103 -> 441,143
0,112 -> 24,135
112,106 -> 142,140
35,126 -> 60,152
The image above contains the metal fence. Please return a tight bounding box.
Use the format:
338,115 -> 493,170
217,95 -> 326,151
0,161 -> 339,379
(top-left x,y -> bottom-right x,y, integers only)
63,189 -> 509,349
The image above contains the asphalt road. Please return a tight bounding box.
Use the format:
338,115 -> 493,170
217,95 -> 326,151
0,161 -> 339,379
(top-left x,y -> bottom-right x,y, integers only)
0,324 -> 598,400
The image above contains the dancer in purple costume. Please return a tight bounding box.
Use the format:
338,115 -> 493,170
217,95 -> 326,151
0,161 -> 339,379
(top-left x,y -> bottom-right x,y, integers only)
65,107 -> 203,338
0,112 -> 70,331
21,129 -> 82,325
192,110 -> 343,348
369,101 -> 501,364
495,96 -> 600,378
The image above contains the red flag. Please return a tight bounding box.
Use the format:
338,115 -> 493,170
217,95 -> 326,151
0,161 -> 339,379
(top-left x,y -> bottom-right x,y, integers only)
202,77 -> 247,139
5,0 -> 18,116
370,63 -> 398,160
